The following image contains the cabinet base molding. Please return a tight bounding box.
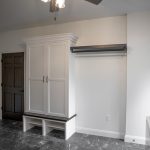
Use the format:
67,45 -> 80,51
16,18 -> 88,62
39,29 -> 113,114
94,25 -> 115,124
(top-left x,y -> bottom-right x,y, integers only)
23,113 -> 76,140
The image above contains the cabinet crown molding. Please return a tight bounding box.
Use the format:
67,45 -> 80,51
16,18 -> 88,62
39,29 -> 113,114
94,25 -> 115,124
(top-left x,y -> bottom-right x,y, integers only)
23,33 -> 78,45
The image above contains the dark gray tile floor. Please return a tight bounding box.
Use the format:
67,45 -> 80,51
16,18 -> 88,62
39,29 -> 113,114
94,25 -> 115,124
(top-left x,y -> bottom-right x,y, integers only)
0,119 -> 150,150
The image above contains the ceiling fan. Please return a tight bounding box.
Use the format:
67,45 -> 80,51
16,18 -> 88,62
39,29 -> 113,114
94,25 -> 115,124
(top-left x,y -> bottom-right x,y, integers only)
41,0 -> 103,13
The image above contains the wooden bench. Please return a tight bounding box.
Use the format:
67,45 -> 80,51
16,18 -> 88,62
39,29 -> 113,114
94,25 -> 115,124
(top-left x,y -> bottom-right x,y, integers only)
23,113 -> 77,140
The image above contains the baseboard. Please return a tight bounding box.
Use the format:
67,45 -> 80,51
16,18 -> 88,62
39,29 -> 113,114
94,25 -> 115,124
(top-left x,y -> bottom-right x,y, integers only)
125,135 -> 150,145
76,127 -> 124,139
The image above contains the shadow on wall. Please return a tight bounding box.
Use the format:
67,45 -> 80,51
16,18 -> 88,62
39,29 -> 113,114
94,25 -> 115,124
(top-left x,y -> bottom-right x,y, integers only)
146,117 -> 150,145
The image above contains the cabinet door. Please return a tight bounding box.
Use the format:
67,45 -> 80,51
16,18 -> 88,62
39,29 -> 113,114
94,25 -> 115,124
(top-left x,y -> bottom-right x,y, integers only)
26,45 -> 45,114
45,43 -> 67,117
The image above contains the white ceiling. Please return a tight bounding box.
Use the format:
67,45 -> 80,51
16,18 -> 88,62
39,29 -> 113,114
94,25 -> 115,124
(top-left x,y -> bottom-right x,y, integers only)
0,0 -> 150,32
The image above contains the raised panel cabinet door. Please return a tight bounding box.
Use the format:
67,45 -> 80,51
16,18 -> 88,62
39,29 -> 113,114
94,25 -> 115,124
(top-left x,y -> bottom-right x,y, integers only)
46,43 -> 67,117
49,80 -> 66,116
26,45 -> 45,114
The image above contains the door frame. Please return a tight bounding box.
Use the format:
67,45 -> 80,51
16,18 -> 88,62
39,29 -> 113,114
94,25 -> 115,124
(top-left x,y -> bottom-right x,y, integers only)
0,52 -> 26,120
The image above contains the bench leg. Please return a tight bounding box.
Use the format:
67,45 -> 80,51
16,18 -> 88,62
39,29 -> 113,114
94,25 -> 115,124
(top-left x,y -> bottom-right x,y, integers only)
42,120 -> 52,136
65,117 -> 76,140
23,116 -> 34,132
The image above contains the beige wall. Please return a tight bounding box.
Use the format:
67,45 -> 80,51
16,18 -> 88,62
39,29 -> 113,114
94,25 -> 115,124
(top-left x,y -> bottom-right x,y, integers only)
0,16 -> 126,52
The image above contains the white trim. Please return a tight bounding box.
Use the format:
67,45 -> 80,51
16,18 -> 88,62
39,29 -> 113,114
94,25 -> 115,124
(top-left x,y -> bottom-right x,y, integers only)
125,134 -> 150,145
76,127 -> 124,139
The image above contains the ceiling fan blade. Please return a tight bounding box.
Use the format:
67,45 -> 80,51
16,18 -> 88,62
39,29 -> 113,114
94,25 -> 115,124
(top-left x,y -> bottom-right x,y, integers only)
85,0 -> 103,5
50,0 -> 59,12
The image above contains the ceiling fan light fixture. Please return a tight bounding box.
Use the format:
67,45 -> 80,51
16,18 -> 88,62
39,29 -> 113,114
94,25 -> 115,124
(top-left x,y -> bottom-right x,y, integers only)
56,0 -> 65,8
41,0 -> 65,9
41,0 -> 51,3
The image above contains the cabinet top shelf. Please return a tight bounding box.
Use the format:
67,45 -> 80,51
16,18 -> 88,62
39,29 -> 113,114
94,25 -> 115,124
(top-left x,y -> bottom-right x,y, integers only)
70,44 -> 127,53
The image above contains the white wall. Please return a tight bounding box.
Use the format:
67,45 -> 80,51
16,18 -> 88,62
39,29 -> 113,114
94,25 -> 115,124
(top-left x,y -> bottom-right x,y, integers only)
0,16 -> 127,139
76,55 -> 127,138
125,11 -> 150,145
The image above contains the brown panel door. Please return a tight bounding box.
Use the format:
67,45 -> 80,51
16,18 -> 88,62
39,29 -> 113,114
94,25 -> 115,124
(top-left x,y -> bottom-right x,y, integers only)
2,53 -> 24,121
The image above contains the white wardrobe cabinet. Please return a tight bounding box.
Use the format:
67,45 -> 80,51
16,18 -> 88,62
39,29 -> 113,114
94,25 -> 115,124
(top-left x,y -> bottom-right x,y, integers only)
25,33 -> 78,118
